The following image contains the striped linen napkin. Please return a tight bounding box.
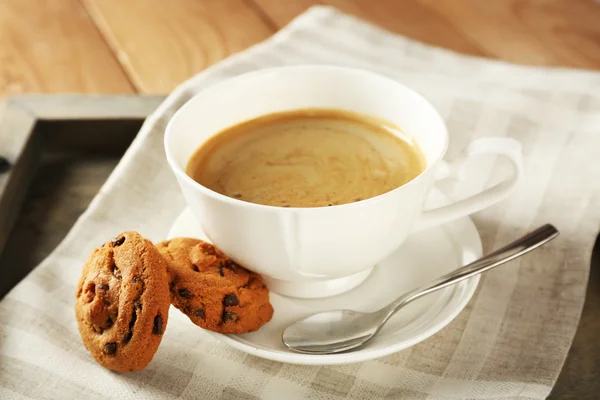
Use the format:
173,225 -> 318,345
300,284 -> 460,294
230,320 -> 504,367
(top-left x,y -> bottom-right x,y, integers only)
1,6 -> 599,400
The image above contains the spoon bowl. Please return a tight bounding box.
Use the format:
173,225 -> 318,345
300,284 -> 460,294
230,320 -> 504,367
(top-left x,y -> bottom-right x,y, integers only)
282,310 -> 383,354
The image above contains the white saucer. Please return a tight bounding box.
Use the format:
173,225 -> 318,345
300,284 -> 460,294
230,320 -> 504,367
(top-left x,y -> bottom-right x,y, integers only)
168,190 -> 482,365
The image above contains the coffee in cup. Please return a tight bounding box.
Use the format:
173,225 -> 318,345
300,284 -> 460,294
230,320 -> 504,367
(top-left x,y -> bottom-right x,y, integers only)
185,108 -> 426,208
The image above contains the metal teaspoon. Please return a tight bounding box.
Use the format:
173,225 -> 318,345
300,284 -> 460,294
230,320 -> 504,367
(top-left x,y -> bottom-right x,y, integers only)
282,224 -> 559,354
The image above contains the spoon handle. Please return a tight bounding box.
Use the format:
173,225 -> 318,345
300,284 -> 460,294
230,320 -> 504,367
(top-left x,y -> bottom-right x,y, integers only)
381,224 -> 559,321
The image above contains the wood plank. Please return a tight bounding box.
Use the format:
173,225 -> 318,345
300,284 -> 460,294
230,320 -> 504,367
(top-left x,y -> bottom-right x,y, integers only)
0,0 -> 134,96
249,0 -> 322,27
418,0 -> 600,69
252,0 -> 600,68
252,0 -> 486,56
83,0 -> 275,94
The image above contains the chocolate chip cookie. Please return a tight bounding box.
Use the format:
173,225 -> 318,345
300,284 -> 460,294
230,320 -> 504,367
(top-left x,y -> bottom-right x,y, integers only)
75,232 -> 170,372
156,238 -> 273,334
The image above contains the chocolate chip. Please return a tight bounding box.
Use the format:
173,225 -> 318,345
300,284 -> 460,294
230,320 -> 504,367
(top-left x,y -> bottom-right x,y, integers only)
194,308 -> 206,320
130,308 -> 137,326
178,288 -> 193,298
152,314 -> 163,335
106,317 -> 113,328
123,307 -> 137,344
112,264 -> 122,280
218,260 -> 237,277
122,331 -> 132,344
223,293 -> 239,307
222,311 -> 239,323
104,342 -> 117,355
98,283 -> 109,291
132,275 -> 141,283
0,157 -> 11,174
111,236 -> 125,247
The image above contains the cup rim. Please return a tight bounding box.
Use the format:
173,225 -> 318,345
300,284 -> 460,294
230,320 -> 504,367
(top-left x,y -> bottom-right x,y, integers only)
164,64 -> 449,212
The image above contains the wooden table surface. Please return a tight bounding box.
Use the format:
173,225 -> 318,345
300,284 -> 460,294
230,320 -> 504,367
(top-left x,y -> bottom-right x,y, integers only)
1,0 -> 600,97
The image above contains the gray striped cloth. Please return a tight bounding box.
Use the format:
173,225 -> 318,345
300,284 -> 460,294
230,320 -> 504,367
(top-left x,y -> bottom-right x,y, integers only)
1,6 -> 598,400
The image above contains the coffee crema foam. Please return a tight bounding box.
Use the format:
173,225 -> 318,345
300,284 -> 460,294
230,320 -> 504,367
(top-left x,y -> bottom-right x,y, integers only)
186,109 -> 426,208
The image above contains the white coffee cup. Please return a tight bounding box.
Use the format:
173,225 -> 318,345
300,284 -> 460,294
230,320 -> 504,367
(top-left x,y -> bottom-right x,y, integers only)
165,65 -> 523,299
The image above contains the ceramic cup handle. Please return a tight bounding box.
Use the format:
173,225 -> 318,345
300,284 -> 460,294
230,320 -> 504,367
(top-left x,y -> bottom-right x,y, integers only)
415,137 -> 523,231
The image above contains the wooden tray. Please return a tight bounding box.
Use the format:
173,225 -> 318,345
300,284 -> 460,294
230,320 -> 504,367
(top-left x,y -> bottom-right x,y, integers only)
0,94 -> 163,294
0,94 -> 597,399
